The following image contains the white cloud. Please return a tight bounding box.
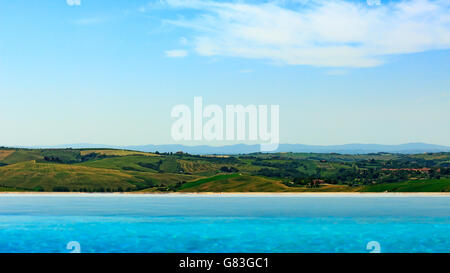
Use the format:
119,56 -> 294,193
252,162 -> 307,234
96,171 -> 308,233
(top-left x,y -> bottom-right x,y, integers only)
67,0 -> 81,6
367,0 -> 381,6
161,0 -> 450,67
165,49 -> 188,57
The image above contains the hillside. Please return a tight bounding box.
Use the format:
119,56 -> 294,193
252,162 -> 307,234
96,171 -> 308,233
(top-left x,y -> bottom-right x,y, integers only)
0,148 -> 449,192
362,178 -> 450,192
178,174 -> 289,192
0,161 -> 139,192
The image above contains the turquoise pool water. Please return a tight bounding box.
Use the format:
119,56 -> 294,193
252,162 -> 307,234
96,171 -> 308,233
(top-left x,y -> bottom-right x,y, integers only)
0,194 -> 448,253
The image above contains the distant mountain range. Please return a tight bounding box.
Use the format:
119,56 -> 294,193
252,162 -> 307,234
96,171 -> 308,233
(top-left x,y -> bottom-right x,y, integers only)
23,142 -> 450,155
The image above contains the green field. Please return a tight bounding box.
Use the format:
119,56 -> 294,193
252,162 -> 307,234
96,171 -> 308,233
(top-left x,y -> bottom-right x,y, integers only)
179,174 -> 241,191
0,148 -> 449,192
0,161 -> 139,192
362,178 -> 450,192
79,155 -> 162,172
177,174 -> 359,192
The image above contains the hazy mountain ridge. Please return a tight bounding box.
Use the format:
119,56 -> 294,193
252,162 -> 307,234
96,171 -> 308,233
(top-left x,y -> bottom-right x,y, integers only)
21,142 -> 450,155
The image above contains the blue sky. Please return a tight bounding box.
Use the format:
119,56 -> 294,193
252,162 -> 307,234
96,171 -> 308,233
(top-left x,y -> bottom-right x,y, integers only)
0,0 -> 449,147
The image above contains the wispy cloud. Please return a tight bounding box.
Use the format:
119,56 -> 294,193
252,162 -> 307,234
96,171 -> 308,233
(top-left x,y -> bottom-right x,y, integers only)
165,49 -> 188,57
138,0 -> 169,12
156,0 -> 450,68
367,0 -> 381,6
66,0 -> 81,6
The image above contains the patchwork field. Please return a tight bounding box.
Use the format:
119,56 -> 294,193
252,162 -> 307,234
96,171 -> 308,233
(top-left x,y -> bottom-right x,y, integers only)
0,150 -> 14,161
0,148 -> 449,192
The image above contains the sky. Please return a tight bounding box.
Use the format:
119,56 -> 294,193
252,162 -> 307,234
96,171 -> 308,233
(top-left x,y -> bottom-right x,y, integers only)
0,0 -> 449,147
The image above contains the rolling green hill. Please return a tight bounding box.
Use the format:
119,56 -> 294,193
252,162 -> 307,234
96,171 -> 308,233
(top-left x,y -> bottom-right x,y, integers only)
0,161 -> 139,191
178,174 -> 359,192
0,148 -> 449,192
178,174 -> 291,192
78,155 -> 163,172
1,149 -> 43,164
